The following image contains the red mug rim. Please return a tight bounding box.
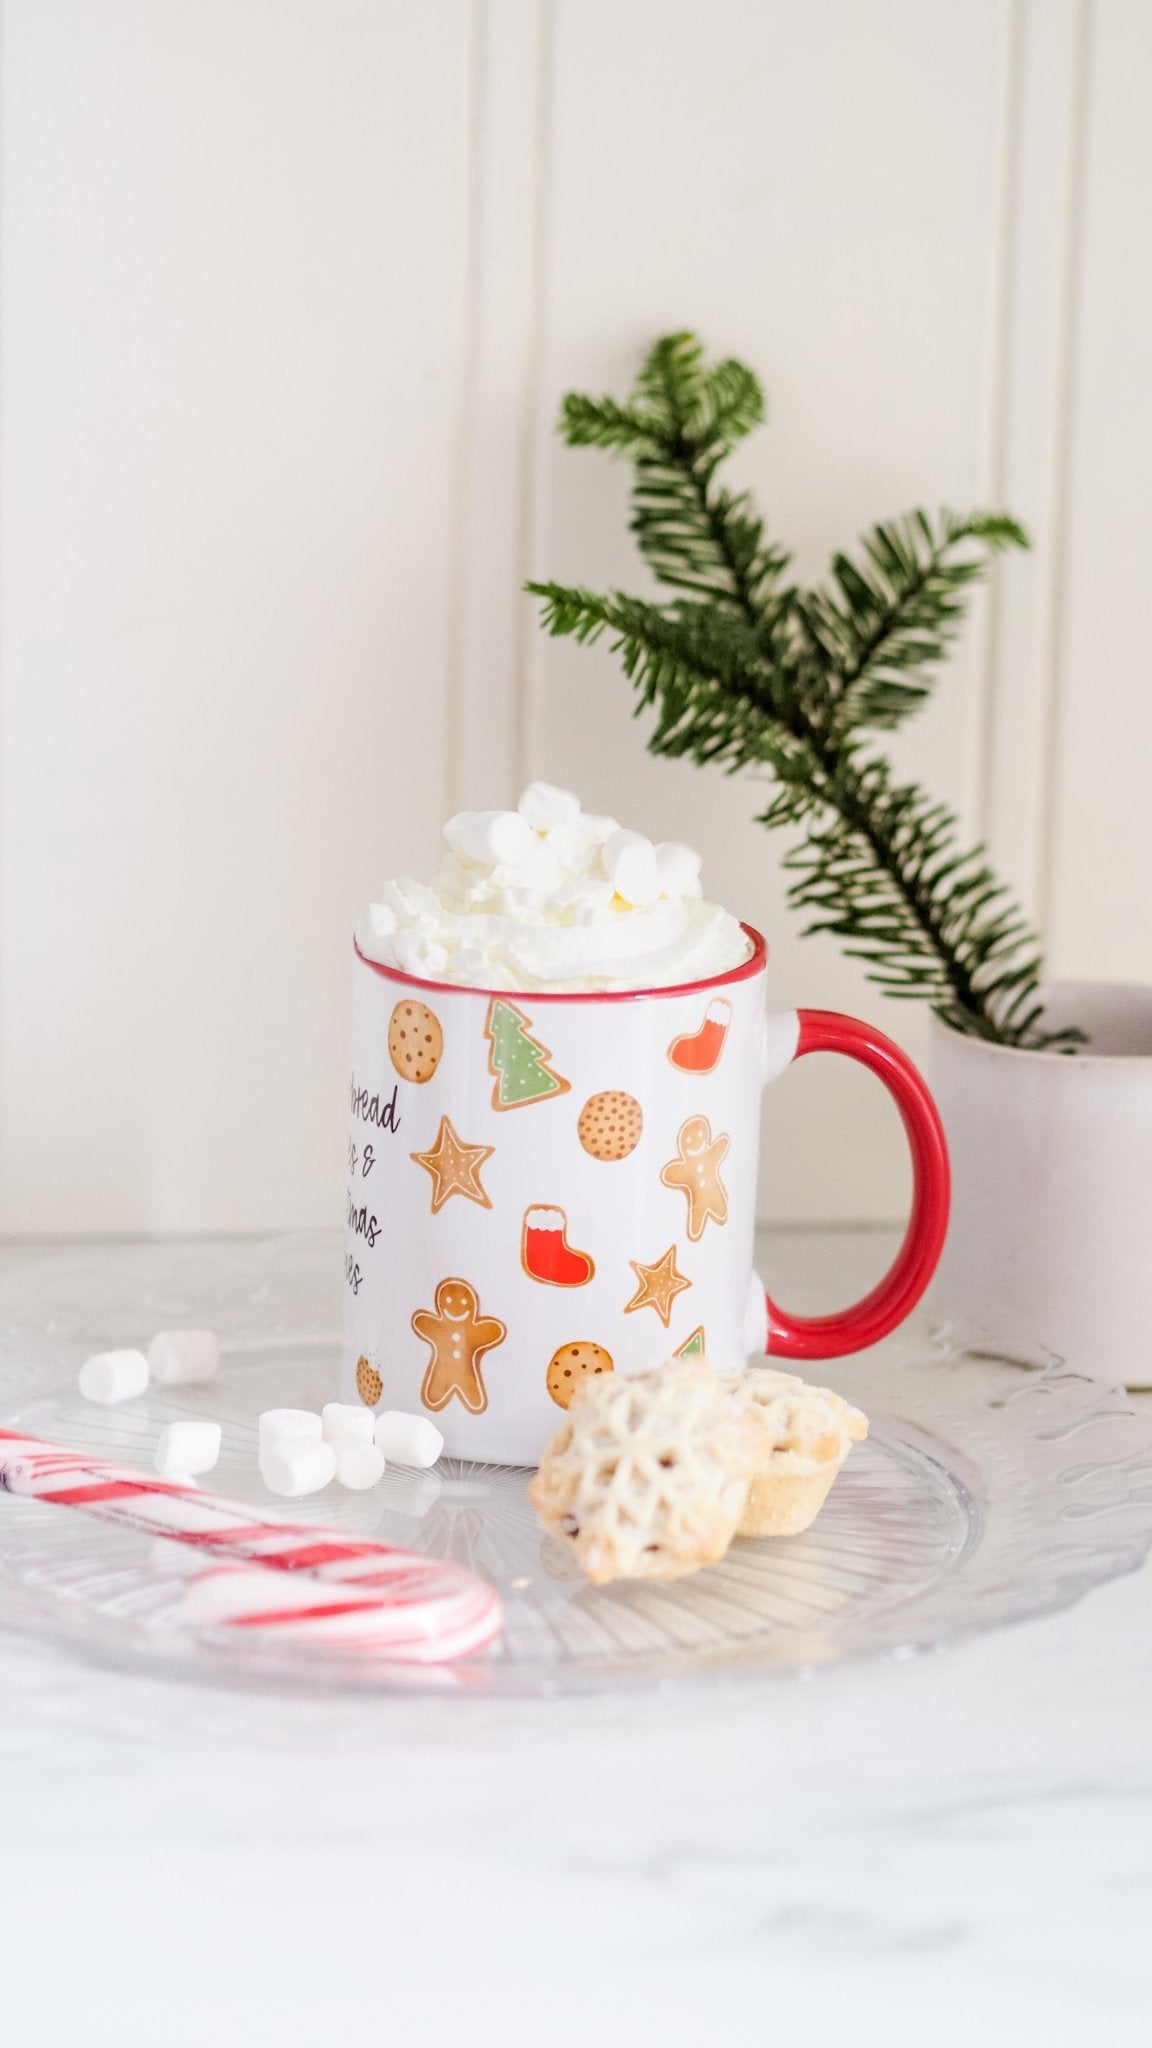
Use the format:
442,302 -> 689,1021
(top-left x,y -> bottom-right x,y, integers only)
353,922 -> 767,1003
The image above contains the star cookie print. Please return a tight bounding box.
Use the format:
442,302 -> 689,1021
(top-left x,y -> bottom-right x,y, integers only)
410,1117 -> 494,1214
625,1246 -> 692,1327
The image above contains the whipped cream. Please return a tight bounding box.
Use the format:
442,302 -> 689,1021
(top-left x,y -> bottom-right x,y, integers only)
357,784 -> 751,992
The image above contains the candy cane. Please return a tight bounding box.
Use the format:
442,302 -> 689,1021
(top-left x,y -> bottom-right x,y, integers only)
0,1429 -> 502,1663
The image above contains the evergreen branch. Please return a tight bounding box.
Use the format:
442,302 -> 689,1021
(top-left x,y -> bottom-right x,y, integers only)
526,582 -> 816,793
530,332 -> 1072,1050
782,753 -> 1070,1045
560,394 -> 662,456
797,510 -> 1029,734
556,333 -> 788,613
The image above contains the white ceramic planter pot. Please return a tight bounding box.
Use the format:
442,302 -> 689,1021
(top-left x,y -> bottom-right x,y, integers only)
929,982 -> 1152,1386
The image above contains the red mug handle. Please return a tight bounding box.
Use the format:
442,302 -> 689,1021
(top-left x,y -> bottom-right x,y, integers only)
763,1009 -> 950,1360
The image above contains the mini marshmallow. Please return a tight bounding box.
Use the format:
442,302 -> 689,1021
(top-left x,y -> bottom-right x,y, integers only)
540,819 -> 593,872
576,812 -> 620,846
258,1407 -> 323,1455
260,1437 -> 337,1499
655,840 -> 704,898
517,781 -> 581,830
373,1410 -> 444,1469
321,1402 -> 375,1446
601,828 -> 661,909
443,809 -> 534,867
78,1348 -> 149,1406
544,814 -> 621,874
336,1441 -> 386,1491
154,1420 -> 222,1479
148,1329 -> 219,1387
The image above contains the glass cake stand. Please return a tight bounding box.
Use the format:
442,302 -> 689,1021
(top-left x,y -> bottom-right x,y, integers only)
0,1232 -> 1150,1696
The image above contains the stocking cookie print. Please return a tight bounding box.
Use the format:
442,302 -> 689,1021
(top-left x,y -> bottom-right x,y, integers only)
522,1205 -> 595,1287
668,998 -> 731,1074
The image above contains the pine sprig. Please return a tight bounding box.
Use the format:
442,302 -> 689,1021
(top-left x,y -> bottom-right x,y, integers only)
562,332 -> 790,615
799,509 -> 1027,736
528,332 -> 1074,1049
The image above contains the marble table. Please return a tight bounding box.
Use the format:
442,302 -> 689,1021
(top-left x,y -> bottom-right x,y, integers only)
1,1229 -> 1149,2047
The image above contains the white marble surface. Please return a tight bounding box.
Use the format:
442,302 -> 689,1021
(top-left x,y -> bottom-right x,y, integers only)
1,1230 -> 1150,2047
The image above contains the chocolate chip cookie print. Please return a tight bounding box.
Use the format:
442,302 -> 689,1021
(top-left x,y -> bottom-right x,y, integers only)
388,999 -> 443,1084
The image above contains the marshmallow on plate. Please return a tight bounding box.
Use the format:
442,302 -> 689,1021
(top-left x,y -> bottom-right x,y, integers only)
154,1420 -> 222,1479
258,1408 -> 322,1455
321,1402 -> 375,1446
260,1438 -> 337,1499
148,1330 -> 219,1387
78,1349 -> 150,1406
373,1411 -> 444,1469
336,1442 -> 386,1491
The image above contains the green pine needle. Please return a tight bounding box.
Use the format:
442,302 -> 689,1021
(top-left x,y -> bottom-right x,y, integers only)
528,332 -> 1074,1049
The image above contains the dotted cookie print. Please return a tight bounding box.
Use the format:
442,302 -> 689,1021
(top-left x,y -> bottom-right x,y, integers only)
577,1090 -> 643,1162
355,1355 -> 383,1406
388,1000 -> 444,1084
546,1340 -> 614,1410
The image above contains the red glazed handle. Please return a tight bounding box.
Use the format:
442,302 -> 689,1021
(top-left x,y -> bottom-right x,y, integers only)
764,1009 -> 950,1360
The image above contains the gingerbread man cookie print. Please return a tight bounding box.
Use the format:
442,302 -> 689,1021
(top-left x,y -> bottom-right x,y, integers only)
412,1279 -> 507,1415
660,1115 -> 730,1240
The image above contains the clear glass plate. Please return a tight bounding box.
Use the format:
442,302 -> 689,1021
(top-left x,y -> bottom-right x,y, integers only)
0,1233 -> 1150,1695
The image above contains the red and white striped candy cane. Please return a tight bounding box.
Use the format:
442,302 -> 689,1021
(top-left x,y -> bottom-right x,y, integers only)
0,1429 -> 502,1663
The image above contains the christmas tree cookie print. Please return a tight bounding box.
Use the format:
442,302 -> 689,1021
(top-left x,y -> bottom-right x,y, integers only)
522,1205 -> 594,1287
484,999 -> 570,1112
668,997 -> 731,1074
676,1326 -> 707,1360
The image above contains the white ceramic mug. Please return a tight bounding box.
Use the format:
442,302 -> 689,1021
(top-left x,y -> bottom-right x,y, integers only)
343,927 -> 949,1463
930,981 -> 1152,1386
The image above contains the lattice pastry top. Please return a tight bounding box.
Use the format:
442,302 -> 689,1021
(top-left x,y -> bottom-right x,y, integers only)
528,1358 -> 767,1585
726,1366 -> 868,1473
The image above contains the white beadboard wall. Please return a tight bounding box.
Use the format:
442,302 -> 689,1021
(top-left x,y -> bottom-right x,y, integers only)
0,0 -> 1147,1238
